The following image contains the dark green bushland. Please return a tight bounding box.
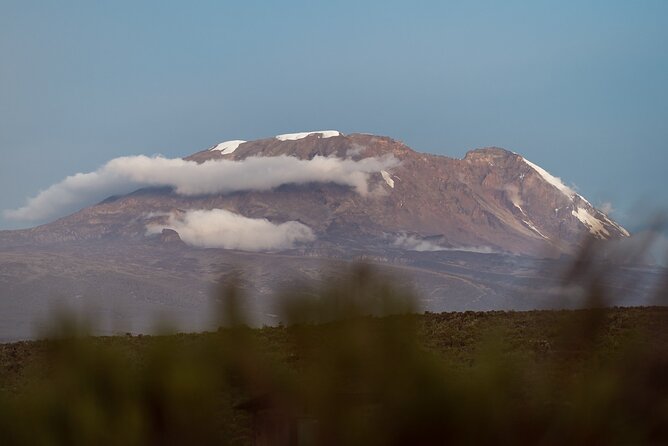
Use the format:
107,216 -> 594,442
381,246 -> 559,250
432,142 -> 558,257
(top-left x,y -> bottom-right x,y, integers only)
0,257 -> 667,445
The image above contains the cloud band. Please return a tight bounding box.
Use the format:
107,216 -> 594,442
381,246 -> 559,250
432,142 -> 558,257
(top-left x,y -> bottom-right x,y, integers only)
5,154 -> 399,223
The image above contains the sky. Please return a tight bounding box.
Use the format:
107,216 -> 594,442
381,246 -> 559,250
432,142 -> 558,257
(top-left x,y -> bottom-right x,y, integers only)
1,0 -> 667,231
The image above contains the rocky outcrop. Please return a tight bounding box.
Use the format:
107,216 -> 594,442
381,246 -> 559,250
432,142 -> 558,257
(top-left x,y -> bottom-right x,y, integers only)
159,228 -> 184,245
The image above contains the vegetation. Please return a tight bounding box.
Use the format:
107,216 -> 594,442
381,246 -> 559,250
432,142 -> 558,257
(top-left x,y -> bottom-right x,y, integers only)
1,263 -> 668,445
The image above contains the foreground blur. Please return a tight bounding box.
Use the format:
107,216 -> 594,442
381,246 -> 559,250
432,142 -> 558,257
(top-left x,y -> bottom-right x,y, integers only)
1,242 -> 668,445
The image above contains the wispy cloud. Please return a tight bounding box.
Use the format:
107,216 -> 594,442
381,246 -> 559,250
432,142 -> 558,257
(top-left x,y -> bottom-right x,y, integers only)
599,201 -> 615,215
392,233 -> 497,254
393,234 -> 446,252
146,209 -> 315,251
5,154 -> 399,223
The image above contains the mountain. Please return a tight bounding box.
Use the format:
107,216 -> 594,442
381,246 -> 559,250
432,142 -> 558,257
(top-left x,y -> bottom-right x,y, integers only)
2,131 -> 628,255
1,131 -> 650,341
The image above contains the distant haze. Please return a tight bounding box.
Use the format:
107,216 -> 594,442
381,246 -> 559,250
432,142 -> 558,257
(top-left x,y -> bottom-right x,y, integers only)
1,1 -> 667,230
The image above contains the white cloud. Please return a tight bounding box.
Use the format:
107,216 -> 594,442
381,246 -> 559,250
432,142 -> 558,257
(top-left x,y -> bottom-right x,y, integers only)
146,209 -> 315,251
599,201 -> 614,215
392,234 -> 496,254
5,154 -> 399,223
393,234 -> 445,252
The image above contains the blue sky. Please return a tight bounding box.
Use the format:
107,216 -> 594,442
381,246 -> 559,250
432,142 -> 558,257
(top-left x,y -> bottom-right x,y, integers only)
1,1 -> 667,230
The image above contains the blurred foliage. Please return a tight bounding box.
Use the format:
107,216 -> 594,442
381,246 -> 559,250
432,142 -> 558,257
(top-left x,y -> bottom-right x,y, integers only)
0,259 -> 667,444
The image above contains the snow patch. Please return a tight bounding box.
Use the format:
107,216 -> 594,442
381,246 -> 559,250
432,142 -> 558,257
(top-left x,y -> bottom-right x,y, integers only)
209,140 -> 246,155
275,130 -> 341,141
602,214 -> 630,237
576,194 -> 592,206
380,170 -> 394,188
522,220 -> 549,239
572,207 -> 610,239
517,159 -> 627,237
522,158 -> 576,199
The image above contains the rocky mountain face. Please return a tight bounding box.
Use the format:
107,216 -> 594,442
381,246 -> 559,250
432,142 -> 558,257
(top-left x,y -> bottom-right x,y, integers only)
5,131 -> 628,256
